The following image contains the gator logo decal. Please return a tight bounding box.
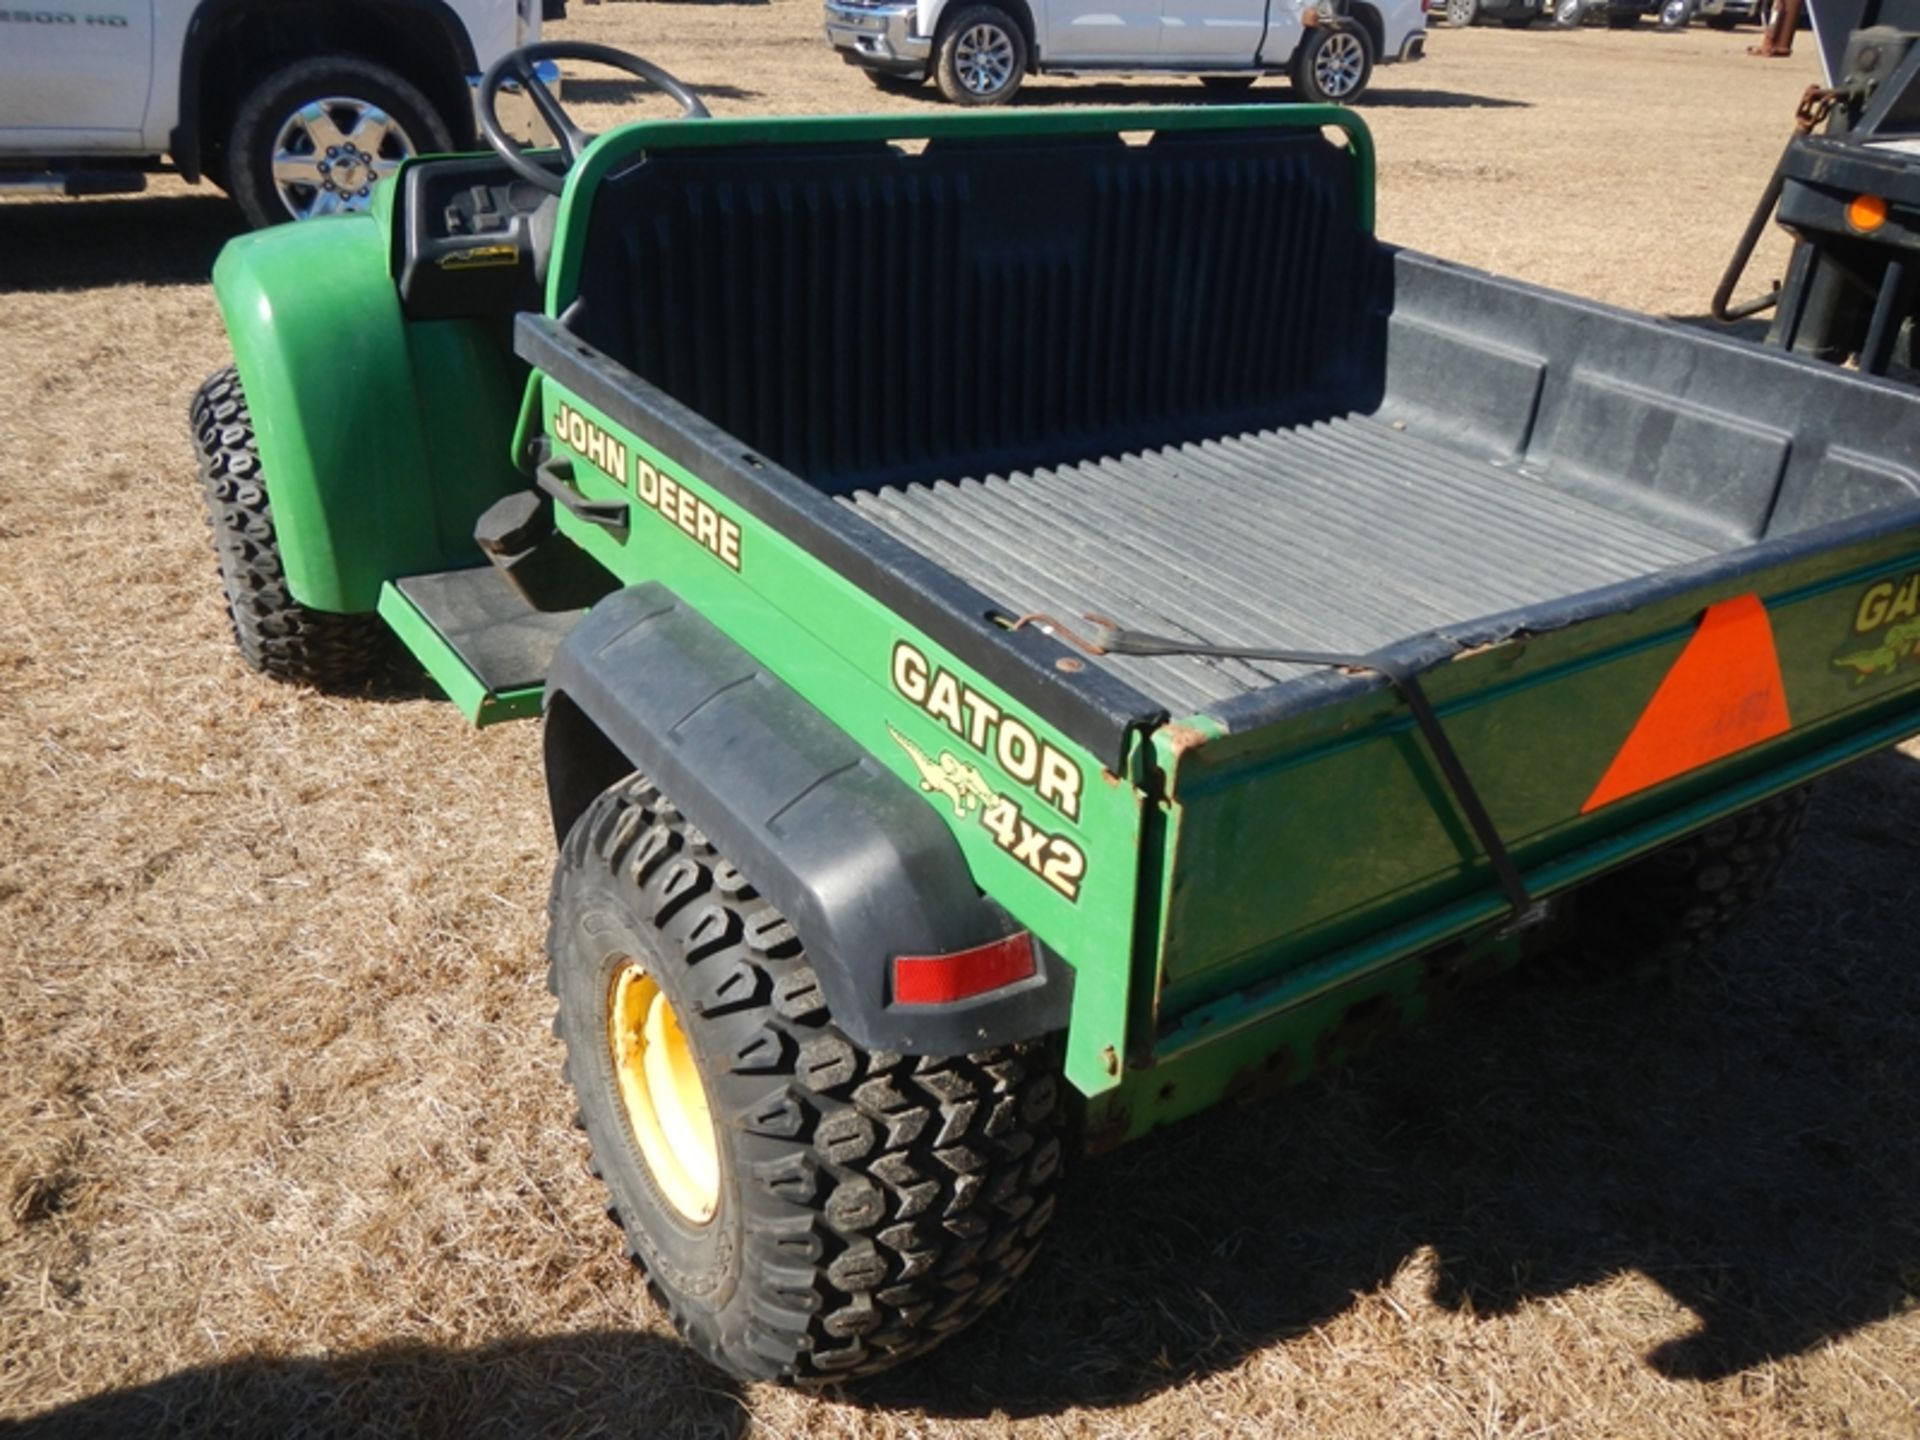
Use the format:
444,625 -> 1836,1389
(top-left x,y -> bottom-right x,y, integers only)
1833,570 -> 1920,685
887,720 -> 1087,901
889,723 -> 997,819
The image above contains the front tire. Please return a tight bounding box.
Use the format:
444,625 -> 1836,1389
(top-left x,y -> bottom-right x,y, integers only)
934,5 -> 1029,105
227,56 -> 453,229
1290,25 -> 1374,104
1446,0 -> 1482,24
549,775 -> 1067,1384
1552,0 -> 1586,26
191,368 -> 390,688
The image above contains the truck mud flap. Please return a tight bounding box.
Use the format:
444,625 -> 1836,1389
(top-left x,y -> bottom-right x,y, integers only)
543,583 -> 1074,1055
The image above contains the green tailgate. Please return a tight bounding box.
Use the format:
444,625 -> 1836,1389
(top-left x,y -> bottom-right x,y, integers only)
1148,531 -> 1920,1043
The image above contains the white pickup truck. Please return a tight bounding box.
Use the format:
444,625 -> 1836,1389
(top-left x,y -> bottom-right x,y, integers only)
825,0 -> 1426,104
0,0 -> 559,227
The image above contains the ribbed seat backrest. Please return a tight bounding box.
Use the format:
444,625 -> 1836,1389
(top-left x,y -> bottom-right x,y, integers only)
568,125 -> 1377,494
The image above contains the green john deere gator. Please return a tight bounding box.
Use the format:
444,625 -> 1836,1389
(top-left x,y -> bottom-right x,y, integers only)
193,42 -> 1920,1383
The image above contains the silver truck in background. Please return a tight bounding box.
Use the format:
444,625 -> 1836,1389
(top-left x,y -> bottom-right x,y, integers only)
825,0 -> 1427,105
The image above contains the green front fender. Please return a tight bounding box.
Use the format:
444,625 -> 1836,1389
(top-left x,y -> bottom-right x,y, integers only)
212,209 -> 524,614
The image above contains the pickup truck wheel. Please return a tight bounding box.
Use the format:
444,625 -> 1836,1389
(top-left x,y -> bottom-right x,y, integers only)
1446,0 -> 1482,25
548,775 -> 1067,1384
935,5 -> 1029,105
227,56 -> 453,229
1290,25 -> 1374,104
1551,0 -> 1586,26
191,367 -> 390,688
1561,787 -> 1813,983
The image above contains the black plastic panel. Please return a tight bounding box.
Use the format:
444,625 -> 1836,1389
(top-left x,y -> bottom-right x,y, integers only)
543,584 -> 1074,1054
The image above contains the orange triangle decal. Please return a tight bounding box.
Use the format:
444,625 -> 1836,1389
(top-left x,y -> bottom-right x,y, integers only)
1582,594 -> 1791,814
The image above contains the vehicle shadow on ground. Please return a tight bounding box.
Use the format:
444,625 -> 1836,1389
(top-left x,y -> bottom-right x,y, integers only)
0,1328 -> 743,1440
1006,83 -> 1528,109
0,193 -> 243,294
861,750 -> 1920,1417
564,77 -> 764,104
1363,86 -> 1530,108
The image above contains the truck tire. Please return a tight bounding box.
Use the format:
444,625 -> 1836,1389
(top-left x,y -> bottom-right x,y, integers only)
192,368 -> 390,688
548,774 -> 1067,1384
934,5 -> 1029,106
226,56 -> 454,229
1290,25 -> 1374,104
1552,0 -> 1586,26
1446,0 -> 1482,25
1563,787 -> 1812,983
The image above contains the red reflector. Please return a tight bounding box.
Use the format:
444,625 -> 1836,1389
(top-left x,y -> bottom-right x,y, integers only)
893,933 -> 1037,1005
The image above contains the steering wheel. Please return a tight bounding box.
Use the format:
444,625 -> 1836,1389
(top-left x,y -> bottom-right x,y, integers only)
478,42 -> 711,195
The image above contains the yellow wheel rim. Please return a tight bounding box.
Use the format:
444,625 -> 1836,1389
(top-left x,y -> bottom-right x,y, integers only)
607,961 -> 720,1224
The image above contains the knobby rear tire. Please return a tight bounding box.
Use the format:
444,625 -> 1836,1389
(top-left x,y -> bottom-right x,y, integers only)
1564,786 -> 1813,982
548,774 -> 1067,1384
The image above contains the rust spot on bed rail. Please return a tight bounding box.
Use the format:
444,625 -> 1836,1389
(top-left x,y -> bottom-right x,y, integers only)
1159,723 -> 1212,759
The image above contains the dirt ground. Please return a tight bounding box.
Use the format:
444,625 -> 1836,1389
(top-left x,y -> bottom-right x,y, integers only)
3,8 -> 1918,1438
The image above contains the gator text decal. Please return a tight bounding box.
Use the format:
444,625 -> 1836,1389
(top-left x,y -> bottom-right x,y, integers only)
890,643 -> 1087,900
1833,568 -> 1920,685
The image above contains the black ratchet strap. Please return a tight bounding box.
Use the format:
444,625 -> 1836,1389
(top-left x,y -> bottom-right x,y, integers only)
1018,614 -> 1549,933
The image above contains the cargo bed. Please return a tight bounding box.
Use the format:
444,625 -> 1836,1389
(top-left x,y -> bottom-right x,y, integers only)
842,415 -> 1714,714
537,117 -> 1920,748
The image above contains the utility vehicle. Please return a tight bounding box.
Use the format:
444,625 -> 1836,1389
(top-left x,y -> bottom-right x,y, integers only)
195,41 -> 1920,1383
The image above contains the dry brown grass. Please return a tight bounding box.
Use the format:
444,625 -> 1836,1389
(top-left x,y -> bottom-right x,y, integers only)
2,8 -> 1917,1436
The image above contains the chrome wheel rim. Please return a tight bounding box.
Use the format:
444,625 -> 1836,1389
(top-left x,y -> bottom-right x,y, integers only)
1446,0 -> 1474,21
269,96 -> 416,221
1313,32 -> 1367,97
955,23 -> 1016,96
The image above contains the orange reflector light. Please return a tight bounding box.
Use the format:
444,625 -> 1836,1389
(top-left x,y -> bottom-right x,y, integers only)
1583,594 -> 1791,813
893,933 -> 1037,1005
1849,194 -> 1889,233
